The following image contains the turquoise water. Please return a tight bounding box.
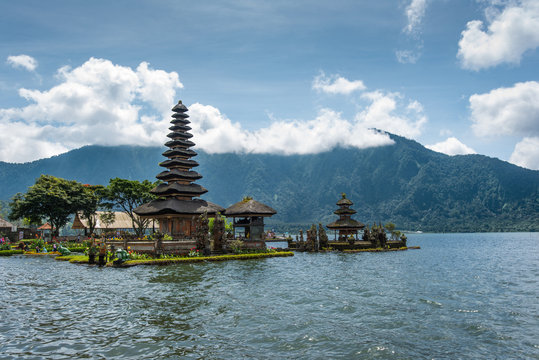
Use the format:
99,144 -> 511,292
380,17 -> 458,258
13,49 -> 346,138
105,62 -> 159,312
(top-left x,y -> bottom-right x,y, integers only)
1,233 -> 538,359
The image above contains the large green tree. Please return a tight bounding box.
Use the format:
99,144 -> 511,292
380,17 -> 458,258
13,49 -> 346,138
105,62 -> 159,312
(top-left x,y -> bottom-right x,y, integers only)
78,184 -> 106,236
102,178 -> 158,237
9,175 -> 90,236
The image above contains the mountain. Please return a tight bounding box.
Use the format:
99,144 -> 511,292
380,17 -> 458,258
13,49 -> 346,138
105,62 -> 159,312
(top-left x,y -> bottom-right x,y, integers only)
0,134 -> 537,232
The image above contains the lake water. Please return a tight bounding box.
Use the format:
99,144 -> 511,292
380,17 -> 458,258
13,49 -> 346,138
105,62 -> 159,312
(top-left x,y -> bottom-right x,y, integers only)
1,233 -> 538,359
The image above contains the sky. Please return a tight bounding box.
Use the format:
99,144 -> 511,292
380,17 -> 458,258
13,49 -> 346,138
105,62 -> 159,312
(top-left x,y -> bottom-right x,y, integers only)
0,0 -> 538,169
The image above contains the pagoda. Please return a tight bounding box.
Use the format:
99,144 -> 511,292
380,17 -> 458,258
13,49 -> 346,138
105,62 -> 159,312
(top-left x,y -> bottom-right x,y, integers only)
134,100 -> 224,238
326,193 -> 365,241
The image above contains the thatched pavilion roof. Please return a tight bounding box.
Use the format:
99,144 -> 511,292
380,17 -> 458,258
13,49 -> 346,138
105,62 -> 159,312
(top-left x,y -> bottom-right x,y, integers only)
224,199 -> 277,217
134,198 -> 224,217
0,217 -> 14,229
72,211 -> 140,230
327,218 -> 365,230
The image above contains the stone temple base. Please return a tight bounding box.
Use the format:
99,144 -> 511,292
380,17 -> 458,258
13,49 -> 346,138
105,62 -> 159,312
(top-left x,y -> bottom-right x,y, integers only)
106,240 -> 196,255
287,240 -> 406,251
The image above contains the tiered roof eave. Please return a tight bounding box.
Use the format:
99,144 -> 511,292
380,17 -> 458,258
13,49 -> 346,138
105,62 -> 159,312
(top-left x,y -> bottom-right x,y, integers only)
134,100 -> 224,217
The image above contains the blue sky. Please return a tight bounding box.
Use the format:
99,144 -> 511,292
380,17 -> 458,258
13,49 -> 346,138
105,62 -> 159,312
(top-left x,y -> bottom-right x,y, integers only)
1,0 -> 538,169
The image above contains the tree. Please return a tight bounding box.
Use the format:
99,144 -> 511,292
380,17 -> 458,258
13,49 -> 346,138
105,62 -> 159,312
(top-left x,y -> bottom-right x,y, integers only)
102,178 -> 158,237
0,200 -> 9,220
384,222 -> 398,240
9,175 -> 89,236
99,211 -> 116,233
78,185 -> 105,236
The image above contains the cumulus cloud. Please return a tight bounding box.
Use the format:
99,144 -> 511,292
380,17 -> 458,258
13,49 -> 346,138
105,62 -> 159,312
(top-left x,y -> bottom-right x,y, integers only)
189,104 -> 394,155
355,91 -> 427,139
509,136 -> 539,170
426,137 -> 476,155
457,0 -> 539,70
0,63 -> 426,162
312,72 -> 366,95
0,57 -> 182,162
187,83 -> 426,155
312,73 -> 427,139
404,0 -> 428,35
469,81 -> 539,137
6,55 -> 38,71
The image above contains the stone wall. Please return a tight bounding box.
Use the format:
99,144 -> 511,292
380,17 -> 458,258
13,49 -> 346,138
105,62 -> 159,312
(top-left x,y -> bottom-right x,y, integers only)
106,240 -> 196,255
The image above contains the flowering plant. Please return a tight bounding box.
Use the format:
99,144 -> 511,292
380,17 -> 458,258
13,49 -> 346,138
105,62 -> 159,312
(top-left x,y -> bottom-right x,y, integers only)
188,247 -> 200,257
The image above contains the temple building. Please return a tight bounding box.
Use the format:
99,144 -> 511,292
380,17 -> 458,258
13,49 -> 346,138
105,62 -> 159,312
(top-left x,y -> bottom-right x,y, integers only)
224,197 -> 276,246
327,193 -> 365,241
134,100 -> 224,238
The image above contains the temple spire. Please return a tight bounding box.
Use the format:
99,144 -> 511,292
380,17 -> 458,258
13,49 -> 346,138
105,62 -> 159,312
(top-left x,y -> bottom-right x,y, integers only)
151,100 -> 208,200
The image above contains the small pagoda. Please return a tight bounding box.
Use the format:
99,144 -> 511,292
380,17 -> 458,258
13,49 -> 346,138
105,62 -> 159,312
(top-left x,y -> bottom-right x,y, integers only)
327,193 -> 365,241
134,100 -> 224,238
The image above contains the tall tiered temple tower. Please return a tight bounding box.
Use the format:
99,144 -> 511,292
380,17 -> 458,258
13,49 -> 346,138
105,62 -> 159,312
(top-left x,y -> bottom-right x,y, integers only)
327,193 -> 365,241
134,100 -> 224,237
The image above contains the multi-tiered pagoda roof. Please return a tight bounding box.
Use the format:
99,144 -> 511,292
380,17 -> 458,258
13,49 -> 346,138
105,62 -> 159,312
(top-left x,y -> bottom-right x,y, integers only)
134,101 -> 224,217
327,193 -> 365,234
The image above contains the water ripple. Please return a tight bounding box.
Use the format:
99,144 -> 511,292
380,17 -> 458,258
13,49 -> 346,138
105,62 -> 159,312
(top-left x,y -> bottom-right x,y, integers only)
1,233 -> 538,359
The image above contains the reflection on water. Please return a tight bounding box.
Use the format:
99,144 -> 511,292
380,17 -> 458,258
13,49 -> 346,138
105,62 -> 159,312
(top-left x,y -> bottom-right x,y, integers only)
1,233 -> 538,359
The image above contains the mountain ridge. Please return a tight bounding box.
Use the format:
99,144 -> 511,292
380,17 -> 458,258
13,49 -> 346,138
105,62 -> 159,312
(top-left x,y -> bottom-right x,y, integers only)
1,134 -> 537,232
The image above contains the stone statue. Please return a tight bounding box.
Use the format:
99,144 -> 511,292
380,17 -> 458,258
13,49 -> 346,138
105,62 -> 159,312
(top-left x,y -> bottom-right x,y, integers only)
195,212 -> 211,256
297,230 -> 305,251
153,231 -> 164,257
318,223 -> 329,249
212,215 -> 226,252
307,224 -> 318,252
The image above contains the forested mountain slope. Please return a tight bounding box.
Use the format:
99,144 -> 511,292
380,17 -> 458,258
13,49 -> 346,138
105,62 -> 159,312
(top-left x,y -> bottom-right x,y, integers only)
1,134 -> 537,232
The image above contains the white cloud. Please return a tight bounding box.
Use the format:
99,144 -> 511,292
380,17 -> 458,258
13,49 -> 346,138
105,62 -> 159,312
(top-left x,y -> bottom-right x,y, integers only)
404,0 -> 428,35
0,57 -> 182,162
6,55 -> 38,71
395,49 -> 420,64
469,81 -> 539,137
188,104 -> 395,155
187,75 -> 428,155
426,137 -> 476,155
312,72 -> 366,95
457,0 -> 539,70
355,91 -> 427,139
0,63 -> 426,162
509,136 -> 539,170
396,0 -> 428,64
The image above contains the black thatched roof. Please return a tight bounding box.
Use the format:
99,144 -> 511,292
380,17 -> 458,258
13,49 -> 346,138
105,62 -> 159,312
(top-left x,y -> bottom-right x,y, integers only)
167,132 -> 193,140
327,218 -> 365,230
135,99 -> 227,218
159,158 -> 199,168
172,101 -> 188,112
334,208 -> 357,215
156,169 -> 203,181
134,198 -> 224,216
224,199 -> 277,217
165,139 -> 195,148
162,148 -> 197,158
169,125 -> 191,132
336,197 -> 353,206
172,112 -> 189,119
170,118 -> 190,125
151,182 -> 208,197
